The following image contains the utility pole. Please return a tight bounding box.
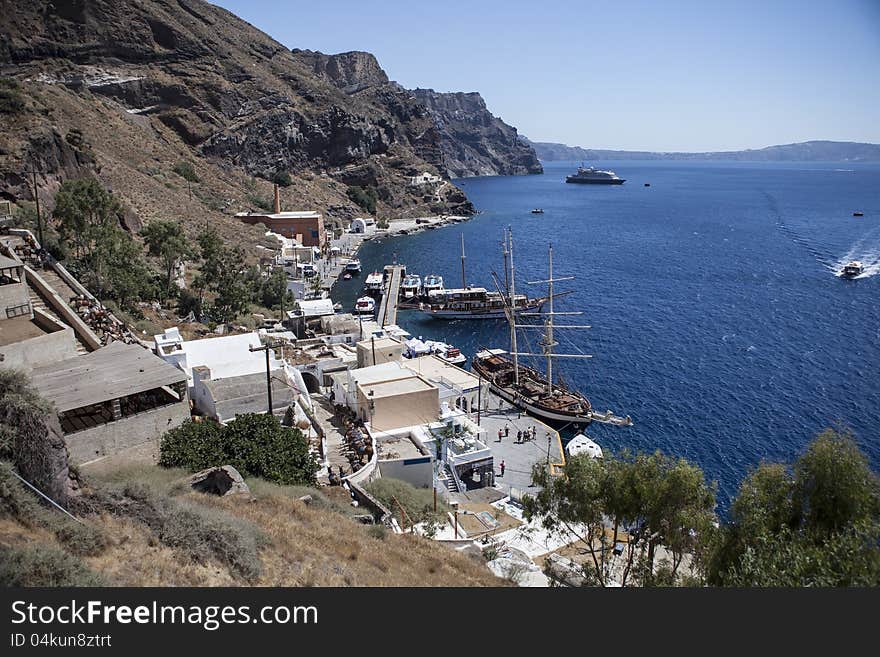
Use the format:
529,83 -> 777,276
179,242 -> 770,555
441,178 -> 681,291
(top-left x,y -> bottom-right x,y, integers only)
22,165 -> 44,247
249,340 -> 284,416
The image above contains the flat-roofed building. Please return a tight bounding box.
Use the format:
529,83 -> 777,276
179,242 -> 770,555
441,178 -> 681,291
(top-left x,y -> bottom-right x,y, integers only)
401,354 -> 487,415
30,342 -> 189,467
356,335 -> 405,367
236,211 -> 325,248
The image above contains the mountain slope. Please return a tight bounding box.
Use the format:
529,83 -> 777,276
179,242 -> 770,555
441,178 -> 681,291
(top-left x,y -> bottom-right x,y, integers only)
0,0 -> 472,239
523,138 -> 880,162
413,89 -> 543,178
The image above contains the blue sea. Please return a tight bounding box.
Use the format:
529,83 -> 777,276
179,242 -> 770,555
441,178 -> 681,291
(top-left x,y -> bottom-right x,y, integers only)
333,160 -> 880,510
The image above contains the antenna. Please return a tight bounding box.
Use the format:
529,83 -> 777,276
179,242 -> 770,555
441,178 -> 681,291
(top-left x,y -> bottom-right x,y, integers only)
460,234 -> 466,289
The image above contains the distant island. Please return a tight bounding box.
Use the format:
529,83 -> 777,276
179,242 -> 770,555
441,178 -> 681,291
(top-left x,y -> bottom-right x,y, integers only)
521,138 -> 880,162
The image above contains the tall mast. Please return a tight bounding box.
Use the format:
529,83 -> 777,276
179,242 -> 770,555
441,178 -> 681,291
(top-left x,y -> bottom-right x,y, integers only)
460,234 -> 467,289
544,244 -> 556,394
508,228 -> 519,385
502,230 -> 510,296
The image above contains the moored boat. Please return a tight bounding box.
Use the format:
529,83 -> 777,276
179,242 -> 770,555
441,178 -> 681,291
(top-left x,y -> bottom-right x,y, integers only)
353,296 -> 375,315
345,258 -> 362,273
400,274 -> 422,299
364,271 -> 384,295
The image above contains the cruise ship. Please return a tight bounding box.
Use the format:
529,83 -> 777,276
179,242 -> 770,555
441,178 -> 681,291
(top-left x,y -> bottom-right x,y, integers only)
565,165 -> 625,185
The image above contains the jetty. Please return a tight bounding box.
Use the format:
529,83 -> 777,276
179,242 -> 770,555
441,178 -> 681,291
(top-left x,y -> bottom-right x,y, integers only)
377,264 -> 405,326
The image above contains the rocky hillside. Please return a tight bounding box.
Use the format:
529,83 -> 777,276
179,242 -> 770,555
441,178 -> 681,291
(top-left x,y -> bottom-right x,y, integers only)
412,89 -> 543,178
524,137 -> 880,162
0,0 -> 473,242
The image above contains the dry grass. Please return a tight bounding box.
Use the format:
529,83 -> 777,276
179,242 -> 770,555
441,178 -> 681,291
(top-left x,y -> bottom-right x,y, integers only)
0,465 -> 504,587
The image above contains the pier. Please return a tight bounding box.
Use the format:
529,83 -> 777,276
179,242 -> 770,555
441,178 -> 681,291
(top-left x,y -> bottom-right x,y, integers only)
377,265 -> 405,326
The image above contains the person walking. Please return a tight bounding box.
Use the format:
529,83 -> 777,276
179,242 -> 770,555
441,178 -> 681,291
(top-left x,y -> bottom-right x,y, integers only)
500,460 -> 506,477
497,428 -> 503,442
504,425 -> 510,438
517,429 -> 522,443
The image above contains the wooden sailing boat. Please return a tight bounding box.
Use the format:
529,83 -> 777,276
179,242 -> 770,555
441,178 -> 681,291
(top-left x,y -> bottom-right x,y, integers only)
472,228 -> 632,426
415,233 -> 547,320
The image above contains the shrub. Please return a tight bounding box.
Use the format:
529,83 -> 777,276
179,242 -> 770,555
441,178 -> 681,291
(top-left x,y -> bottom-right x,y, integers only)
247,194 -> 273,212
0,544 -> 105,586
172,160 -> 199,183
0,78 -> 26,114
159,420 -> 227,471
366,477 -> 449,527
346,185 -> 378,214
272,170 -> 292,187
52,520 -> 109,557
80,481 -> 266,581
159,415 -> 319,486
0,460 -> 41,526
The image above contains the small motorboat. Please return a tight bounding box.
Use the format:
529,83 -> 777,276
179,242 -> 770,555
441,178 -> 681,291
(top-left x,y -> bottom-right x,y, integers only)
343,273 -> 352,280
353,296 -> 376,315
566,433 -> 603,459
841,261 -> 864,278
531,208 -> 544,214
644,183 -> 651,187
345,258 -> 362,273
853,211 -> 864,217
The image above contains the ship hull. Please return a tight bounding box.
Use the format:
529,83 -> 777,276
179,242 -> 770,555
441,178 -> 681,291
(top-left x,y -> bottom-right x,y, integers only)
565,177 -> 625,184
418,300 -> 545,320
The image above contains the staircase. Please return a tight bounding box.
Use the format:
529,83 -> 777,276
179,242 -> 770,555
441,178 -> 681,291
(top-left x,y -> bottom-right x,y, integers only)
27,283 -> 89,355
439,463 -> 460,494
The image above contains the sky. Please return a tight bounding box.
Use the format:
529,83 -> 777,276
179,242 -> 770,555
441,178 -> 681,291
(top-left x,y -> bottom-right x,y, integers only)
211,0 -> 880,152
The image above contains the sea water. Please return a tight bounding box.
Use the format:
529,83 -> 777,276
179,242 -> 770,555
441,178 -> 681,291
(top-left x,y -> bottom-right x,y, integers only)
333,160 -> 880,509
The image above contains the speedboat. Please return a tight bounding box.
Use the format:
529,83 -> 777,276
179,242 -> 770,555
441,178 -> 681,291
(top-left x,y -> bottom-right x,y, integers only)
565,433 -> 603,459
853,211 -> 864,217
343,272 -> 352,280
435,345 -> 467,366
842,261 -> 864,278
531,208 -> 544,214
353,296 -> 375,315
345,258 -> 362,273
400,274 -> 422,299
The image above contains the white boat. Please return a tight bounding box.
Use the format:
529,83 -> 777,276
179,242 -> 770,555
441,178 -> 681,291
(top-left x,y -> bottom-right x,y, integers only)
423,274 -> 444,295
364,271 -> 384,294
403,338 -> 467,366
353,296 -> 375,315
565,433 -> 603,459
842,261 -> 864,278
345,258 -> 362,273
419,287 -> 545,319
400,274 -> 422,299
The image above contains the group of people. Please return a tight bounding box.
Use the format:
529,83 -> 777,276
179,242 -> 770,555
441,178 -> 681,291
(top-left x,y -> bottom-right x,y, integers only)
497,424 -> 538,444
327,464 -> 347,486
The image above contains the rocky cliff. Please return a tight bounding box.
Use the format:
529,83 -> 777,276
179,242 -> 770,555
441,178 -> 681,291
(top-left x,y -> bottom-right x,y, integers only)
0,0 -> 472,241
412,89 -> 543,178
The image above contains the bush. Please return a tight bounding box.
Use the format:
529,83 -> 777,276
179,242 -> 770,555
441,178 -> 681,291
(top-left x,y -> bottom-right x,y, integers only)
52,520 -> 109,557
159,420 -> 227,472
160,415 -> 319,486
273,170 -> 292,187
0,78 -> 25,114
346,186 -> 378,214
366,477 -> 449,527
0,544 -> 105,586
0,461 -> 41,526
172,160 -> 199,183
80,481 -> 266,581
247,194 -> 273,212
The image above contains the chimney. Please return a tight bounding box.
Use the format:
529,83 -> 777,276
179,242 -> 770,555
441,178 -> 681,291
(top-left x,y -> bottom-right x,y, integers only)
273,184 -> 281,214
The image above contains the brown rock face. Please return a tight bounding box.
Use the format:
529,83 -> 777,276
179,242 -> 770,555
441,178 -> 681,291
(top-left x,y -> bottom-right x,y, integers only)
411,89 -> 544,178
0,0 -> 474,227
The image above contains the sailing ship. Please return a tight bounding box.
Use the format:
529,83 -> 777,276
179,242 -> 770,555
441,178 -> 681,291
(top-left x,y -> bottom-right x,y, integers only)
416,234 -> 547,319
471,228 -> 632,427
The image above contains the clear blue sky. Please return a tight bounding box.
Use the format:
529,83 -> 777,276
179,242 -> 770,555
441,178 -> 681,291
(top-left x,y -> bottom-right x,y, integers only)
211,0 -> 880,151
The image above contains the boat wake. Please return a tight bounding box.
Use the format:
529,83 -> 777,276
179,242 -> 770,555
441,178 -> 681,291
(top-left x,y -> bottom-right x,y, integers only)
830,240 -> 880,279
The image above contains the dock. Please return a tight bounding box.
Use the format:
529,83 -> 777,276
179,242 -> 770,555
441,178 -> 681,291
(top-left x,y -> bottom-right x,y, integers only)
377,265 -> 405,326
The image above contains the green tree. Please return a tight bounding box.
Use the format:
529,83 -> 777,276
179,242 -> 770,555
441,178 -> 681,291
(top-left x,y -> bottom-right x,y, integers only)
160,415 -> 318,486
141,220 -> 192,300
172,160 -> 199,183
525,449 -> 716,587
53,178 -> 120,262
272,170 -> 292,187
707,429 -> 880,586
260,267 -> 293,311
191,227 -> 257,324
346,185 -> 378,214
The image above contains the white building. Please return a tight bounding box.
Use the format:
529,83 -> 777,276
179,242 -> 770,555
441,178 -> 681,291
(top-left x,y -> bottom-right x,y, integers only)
401,354 -> 488,415
408,172 -> 442,186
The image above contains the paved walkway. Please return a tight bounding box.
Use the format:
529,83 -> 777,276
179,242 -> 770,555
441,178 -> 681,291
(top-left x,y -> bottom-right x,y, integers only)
475,393 -> 566,496
310,394 -> 359,482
